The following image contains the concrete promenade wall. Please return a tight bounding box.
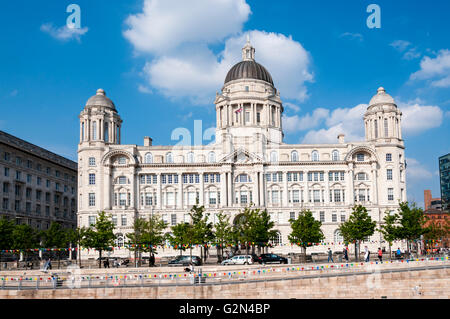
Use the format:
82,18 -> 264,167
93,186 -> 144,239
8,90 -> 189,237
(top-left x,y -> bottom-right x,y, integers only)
0,263 -> 448,299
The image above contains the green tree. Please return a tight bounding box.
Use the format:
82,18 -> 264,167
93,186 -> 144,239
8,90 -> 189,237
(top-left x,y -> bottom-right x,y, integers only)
82,212 -> 116,268
42,222 -> 70,268
0,218 -> 15,268
126,217 -> 147,267
168,222 -> 194,256
11,224 -> 40,267
339,205 -> 377,261
141,214 -> 167,266
213,213 -> 233,262
189,205 -> 215,262
66,227 -> 88,267
378,211 -> 400,260
288,210 -> 325,262
396,202 -> 430,258
249,209 -> 277,255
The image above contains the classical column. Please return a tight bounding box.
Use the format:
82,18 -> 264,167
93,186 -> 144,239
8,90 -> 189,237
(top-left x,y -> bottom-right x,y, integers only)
178,173 -> 183,208
130,169 -> 136,209
227,170 -> 232,207
304,170 -> 309,204
347,164 -> 354,206
200,173 -> 205,206
158,173 -> 162,209
283,171 -> 288,207
104,167 -> 111,210
324,170 -> 330,204
371,163 -> 378,204
220,172 -> 227,208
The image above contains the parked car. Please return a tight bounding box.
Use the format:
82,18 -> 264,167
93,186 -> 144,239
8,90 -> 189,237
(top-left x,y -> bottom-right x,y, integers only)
168,255 -> 202,266
257,253 -> 288,264
221,255 -> 253,266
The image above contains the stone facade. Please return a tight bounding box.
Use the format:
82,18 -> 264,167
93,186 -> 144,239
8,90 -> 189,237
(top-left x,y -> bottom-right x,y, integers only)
0,130 -> 77,230
77,40 -> 407,259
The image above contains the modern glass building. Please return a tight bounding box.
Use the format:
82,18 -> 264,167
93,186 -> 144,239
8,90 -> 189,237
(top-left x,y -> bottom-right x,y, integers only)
439,153 -> 450,212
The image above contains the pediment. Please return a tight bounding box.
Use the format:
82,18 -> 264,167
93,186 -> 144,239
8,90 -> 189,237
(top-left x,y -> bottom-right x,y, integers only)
220,148 -> 263,164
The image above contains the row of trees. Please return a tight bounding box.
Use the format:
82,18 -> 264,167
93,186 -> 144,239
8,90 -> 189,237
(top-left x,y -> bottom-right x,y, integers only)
1,201 -> 448,268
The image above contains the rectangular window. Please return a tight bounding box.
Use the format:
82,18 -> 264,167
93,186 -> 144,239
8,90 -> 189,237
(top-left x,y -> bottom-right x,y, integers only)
387,169 -> 393,180
292,190 -> 300,203
257,112 -> 261,123
289,212 -> 296,221
166,192 -> 175,206
313,190 -> 321,203
245,112 -> 250,123
341,214 -> 346,222
89,157 -> 96,166
88,216 -> 96,226
89,174 -> 96,185
388,188 -> 394,201
112,215 -> 117,226
209,191 -> 217,205
320,211 -> 325,223
334,189 -> 341,202
271,190 -> 279,204
240,191 -> 248,204
4,167 -> 9,177
89,193 -> 95,206
171,214 -> 177,226
121,215 -> 127,226
332,214 -> 337,222
118,176 -> 127,184
386,153 -> 392,162
357,154 -> 365,162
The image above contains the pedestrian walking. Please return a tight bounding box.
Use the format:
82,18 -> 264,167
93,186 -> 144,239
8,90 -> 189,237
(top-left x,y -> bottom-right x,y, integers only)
396,247 -> 402,260
364,246 -> 370,262
377,248 -> 383,262
327,248 -> 334,263
150,254 -> 155,267
343,247 -> 349,262
47,258 -> 52,270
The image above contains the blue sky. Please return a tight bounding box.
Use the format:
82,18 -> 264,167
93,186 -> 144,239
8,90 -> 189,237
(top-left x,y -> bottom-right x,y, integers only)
0,0 -> 449,207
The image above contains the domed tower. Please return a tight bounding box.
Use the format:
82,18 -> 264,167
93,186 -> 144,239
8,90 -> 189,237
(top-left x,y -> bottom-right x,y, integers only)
364,87 -> 403,144
79,89 -> 122,145
215,38 -> 283,155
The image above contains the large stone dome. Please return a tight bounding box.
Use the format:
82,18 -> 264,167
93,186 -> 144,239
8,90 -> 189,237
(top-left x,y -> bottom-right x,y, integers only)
85,89 -> 116,110
224,60 -> 274,86
369,87 -> 395,106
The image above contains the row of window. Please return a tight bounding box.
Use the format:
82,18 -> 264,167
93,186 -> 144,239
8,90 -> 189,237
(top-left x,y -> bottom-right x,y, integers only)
1,197 -> 74,219
1,152 -> 75,181
142,152 -> 217,164
3,168 -> 74,193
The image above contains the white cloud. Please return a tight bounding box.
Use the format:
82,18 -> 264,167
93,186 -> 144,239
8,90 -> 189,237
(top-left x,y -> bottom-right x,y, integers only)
40,23 -> 88,42
405,158 -> 433,183
123,0 -> 251,55
390,40 -> 411,52
340,32 -> 363,42
123,0 -> 313,104
284,102 -> 301,113
282,108 -> 329,133
390,40 -> 420,60
410,49 -> 450,87
399,101 -> 443,135
300,104 -> 367,144
138,85 -> 153,94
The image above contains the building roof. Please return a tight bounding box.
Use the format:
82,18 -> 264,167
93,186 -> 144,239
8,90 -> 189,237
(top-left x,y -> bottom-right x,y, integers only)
85,89 -> 117,111
224,60 -> 274,86
369,87 -> 396,106
0,130 -> 77,171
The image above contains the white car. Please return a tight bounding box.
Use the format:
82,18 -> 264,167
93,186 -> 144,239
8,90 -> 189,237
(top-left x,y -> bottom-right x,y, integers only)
221,255 -> 253,265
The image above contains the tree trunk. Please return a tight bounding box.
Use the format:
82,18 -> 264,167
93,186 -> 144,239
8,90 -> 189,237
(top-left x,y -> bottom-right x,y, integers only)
389,244 -> 392,261
303,246 -> 307,264
99,250 -> 102,269
355,241 -> 359,262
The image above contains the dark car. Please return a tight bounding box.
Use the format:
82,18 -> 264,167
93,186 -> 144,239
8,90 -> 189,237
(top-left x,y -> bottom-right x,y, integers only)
168,255 -> 202,266
257,253 -> 288,264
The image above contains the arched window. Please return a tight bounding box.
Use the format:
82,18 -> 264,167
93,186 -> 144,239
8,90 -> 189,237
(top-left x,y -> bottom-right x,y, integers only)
92,121 -> 97,140
115,233 -> 124,248
166,153 -> 173,163
187,152 -> 194,163
208,152 -> 216,163
235,174 -> 251,183
144,153 -> 153,164
291,151 -> 298,162
270,151 -> 278,162
271,231 -> 282,246
332,150 -> 339,161
334,230 -> 343,243
104,122 -> 109,142
311,150 -> 319,161
384,118 -> 389,137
